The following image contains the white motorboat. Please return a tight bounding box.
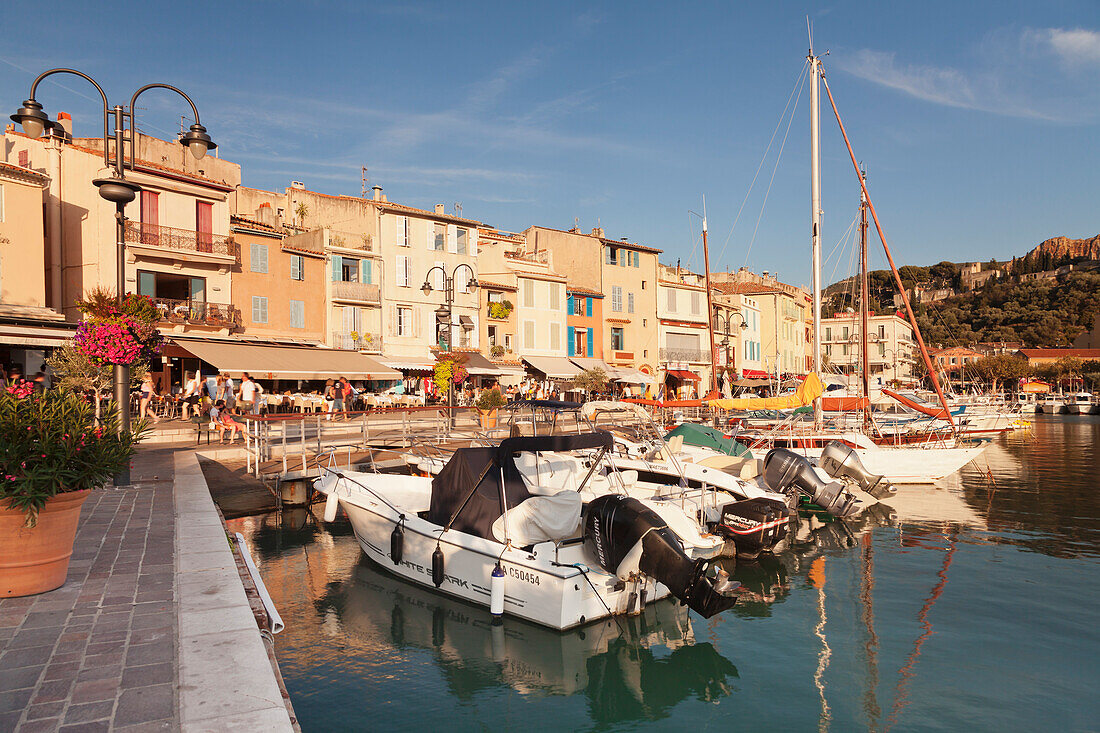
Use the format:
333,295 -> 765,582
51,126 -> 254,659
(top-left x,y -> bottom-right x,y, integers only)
1066,392 -> 1097,415
1014,392 -> 1041,414
1040,394 -> 1066,414
316,431 -> 740,630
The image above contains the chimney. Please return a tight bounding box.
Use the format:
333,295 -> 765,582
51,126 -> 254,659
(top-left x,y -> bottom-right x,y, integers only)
372,185 -> 383,201
56,112 -> 72,136
591,227 -> 605,238
435,203 -> 445,214
256,202 -> 275,227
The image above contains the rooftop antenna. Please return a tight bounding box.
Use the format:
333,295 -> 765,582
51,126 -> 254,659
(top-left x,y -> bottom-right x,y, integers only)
454,202 -> 462,216
361,166 -> 370,198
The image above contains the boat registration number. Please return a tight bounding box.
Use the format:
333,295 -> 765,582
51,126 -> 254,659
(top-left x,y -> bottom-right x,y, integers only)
507,566 -> 540,586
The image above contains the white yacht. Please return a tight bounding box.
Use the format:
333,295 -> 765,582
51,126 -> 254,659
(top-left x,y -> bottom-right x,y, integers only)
1066,392 -> 1097,415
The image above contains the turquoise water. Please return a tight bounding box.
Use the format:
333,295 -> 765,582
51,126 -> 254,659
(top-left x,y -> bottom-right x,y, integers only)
228,416 -> 1100,731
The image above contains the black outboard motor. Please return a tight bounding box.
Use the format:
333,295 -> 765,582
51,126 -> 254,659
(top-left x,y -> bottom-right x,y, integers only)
818,441 -> 896,499
762,448 -> 859,517
584,495 -> 739,618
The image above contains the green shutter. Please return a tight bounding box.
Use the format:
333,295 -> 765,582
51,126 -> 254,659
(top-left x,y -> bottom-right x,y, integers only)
363,260 -> 372,284
332,255 -> 342,282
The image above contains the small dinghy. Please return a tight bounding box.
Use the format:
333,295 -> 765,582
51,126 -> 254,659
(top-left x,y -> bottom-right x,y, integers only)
316,431 -> 740,630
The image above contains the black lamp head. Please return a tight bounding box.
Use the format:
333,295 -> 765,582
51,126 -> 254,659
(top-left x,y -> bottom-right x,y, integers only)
179,123 -> 216,161
11,99 -> 49,139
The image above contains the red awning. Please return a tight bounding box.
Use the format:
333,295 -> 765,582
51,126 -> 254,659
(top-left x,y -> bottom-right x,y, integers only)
666,370 -> 700,382
821,396 -> 870,411
741,369 -> 769,378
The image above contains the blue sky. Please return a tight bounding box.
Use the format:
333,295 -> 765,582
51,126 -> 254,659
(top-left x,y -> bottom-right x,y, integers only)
2,1 -> 1098,289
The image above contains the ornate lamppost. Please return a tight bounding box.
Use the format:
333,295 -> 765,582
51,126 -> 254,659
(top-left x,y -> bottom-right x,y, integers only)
421,264 -> 478,423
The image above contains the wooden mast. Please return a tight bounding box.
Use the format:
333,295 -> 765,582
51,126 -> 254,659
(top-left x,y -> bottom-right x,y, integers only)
860,166 -> 870,428
701,200 -> 720,398
820,74 -> 957,434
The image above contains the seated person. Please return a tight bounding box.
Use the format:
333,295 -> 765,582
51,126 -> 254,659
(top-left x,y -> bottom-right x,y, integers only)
210,399 -> 241,443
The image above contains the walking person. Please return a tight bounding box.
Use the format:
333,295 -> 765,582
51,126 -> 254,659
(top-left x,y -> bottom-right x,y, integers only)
323,379 -> 336,420
181,371 -> 202,420
333,375 -> 348,419
139,373 -> 159,422
238,372 -> 258,415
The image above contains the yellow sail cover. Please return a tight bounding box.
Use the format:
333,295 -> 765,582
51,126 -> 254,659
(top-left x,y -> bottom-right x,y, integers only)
704,373 -> 824,411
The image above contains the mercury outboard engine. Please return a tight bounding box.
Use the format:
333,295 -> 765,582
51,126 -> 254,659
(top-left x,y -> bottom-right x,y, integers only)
818,442 -> 896,499
762,448 -> 858,517
584,495 -> 739,618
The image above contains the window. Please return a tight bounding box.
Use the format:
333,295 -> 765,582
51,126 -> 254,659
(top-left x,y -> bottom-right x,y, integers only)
641,280 -> 646,290
666,288 -> 676,312
456,228 -> 467,255
634,251 -> 640,268
336,257 -> 359,282
522,280 -> 535,308
290,254 -> 304,281
571,295 -> 584,316
504,334 -> 512,351
250,243 -> 269,273
609,286 -> 621,313
399,216 -> 410,247
196,201 -> 213,252
397,306 -> 413,337
628,293 -> 635,314
611,327 -> 624,351
548,282 -> 561,310
523,320 -> 536,349
878,325 -> 886,339
690,291 -> 701,315
825,327 -> 832,341
252,296 -> 268,324
488,325 -> 498,347
289,300 -> 305,328
549,322 -> 561,351
395,255 -> 409,287
433,223 -> 446,251
642,318 -> 647,327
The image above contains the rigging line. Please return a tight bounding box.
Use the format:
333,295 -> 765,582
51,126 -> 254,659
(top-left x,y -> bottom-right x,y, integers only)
715,59 -> 810,266
743,64 -> 808,266
822,213 -> 860,289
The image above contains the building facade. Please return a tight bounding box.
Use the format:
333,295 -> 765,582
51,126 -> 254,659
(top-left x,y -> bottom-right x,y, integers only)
657,264 -> 712,397
822,312 -> 916,385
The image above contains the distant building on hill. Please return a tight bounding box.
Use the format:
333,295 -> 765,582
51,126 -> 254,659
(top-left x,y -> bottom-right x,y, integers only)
1015,348 -> 1100,367
929,346 -> 985,375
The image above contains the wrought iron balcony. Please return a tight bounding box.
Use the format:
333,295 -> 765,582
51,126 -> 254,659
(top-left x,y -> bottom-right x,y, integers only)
331,280 -> 381,304
330,331 -> 383,352
124,221 -> 239,261
151,298 -> 240,329
659,348 -> 711,363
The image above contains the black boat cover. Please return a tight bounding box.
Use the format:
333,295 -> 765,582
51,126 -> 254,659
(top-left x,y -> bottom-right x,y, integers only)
427,431 -> 614,539
503,399 -> 583,411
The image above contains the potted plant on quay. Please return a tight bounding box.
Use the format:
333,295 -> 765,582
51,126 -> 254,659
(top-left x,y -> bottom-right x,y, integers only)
474,388 -> 508,428
0,389 -> 143,597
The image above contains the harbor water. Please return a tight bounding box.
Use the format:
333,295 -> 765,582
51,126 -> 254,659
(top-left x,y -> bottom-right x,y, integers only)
226,416 -> 1100,731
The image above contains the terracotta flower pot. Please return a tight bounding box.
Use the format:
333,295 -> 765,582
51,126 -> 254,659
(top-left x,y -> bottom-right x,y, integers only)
0,490 -> 90,598
478,409 -> 498,429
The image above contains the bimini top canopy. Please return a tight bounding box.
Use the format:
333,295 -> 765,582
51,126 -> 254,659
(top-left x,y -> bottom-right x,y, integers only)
504,399 -> 583,411
427,431 -> 613,540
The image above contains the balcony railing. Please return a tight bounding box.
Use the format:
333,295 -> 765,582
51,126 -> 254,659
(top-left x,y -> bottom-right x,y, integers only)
609,350 -> 634,362
151,298 -> 240,329
332,280 -> 381,304
330,331 -> 383,352
124,221 -> 238,261
659,348 -> 711,363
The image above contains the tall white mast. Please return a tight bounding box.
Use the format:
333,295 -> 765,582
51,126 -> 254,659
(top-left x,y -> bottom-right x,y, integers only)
809,45 -> 824,427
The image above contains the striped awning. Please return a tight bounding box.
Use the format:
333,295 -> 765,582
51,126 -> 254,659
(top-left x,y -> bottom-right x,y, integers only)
172,339 -> 400,380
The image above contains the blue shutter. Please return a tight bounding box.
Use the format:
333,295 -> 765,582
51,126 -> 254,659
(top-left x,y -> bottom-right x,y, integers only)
567,294 -> 574,315
567,327 -> 575,357
587,329 -> 594,358
331,255 -> 341,282
363,260 -> 372,284
586,297 -> 592,317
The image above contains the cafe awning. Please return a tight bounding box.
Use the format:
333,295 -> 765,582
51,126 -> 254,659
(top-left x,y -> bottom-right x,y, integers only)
0,322 -> 76,348
666,369 -> 700,382
613,368 -> 655,384
569,357 -> 614,374
171,338 -> 400,380
741,369 -> 769,379
522,356 -> 582,379
462,351 -> 503,376
380,356 -> 436,372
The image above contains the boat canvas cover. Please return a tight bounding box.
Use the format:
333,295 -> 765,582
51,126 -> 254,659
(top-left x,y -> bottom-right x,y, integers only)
427,432 -> 614,539
705,372 -> 824,411
491,491 -> 582,546
664,423 -> 750,457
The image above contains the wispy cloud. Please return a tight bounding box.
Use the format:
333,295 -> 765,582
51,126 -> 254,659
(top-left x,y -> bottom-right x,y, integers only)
836,26 -> 1100,124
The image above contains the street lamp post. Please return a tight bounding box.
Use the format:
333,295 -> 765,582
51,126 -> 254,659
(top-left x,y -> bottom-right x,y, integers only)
12,69 -> 216,485
421,264 -> 479,424
712,306 -> 748,399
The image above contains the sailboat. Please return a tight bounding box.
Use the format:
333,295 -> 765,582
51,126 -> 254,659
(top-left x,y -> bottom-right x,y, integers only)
715,43 -> 988,483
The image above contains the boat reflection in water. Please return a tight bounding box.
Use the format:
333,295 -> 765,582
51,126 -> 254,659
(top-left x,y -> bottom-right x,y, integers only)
320,558 -> 738,717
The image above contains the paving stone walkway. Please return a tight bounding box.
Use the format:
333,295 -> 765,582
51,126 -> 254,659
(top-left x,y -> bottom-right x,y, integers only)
0,448 -> 178,732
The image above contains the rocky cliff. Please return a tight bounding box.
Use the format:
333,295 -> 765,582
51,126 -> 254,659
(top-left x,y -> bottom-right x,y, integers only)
1025,234 -> 1100,262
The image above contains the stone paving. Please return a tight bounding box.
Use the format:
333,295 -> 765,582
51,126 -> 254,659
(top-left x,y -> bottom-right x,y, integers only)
0,449 -> 178,732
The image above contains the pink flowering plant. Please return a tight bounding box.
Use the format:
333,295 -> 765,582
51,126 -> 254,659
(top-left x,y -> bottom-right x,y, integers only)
74,289 -> 163,367
0,390 -> 143,525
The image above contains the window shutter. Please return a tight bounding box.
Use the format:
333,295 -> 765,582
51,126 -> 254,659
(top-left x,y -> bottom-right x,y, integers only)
587,329 -> 594,357
586,298 -> 592,317
605,247 -> 611,265
567,294 -> 574,315
332,255 -> 342,282
433,260 -> 444,290
448,225 -> 457,254
387,305 -> 396,336
363,260 -> 372,284
567,326 -> 575,357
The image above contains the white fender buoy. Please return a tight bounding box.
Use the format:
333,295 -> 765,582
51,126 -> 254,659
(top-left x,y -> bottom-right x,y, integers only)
490,562 -> 506,617
323,491 -> 339,523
